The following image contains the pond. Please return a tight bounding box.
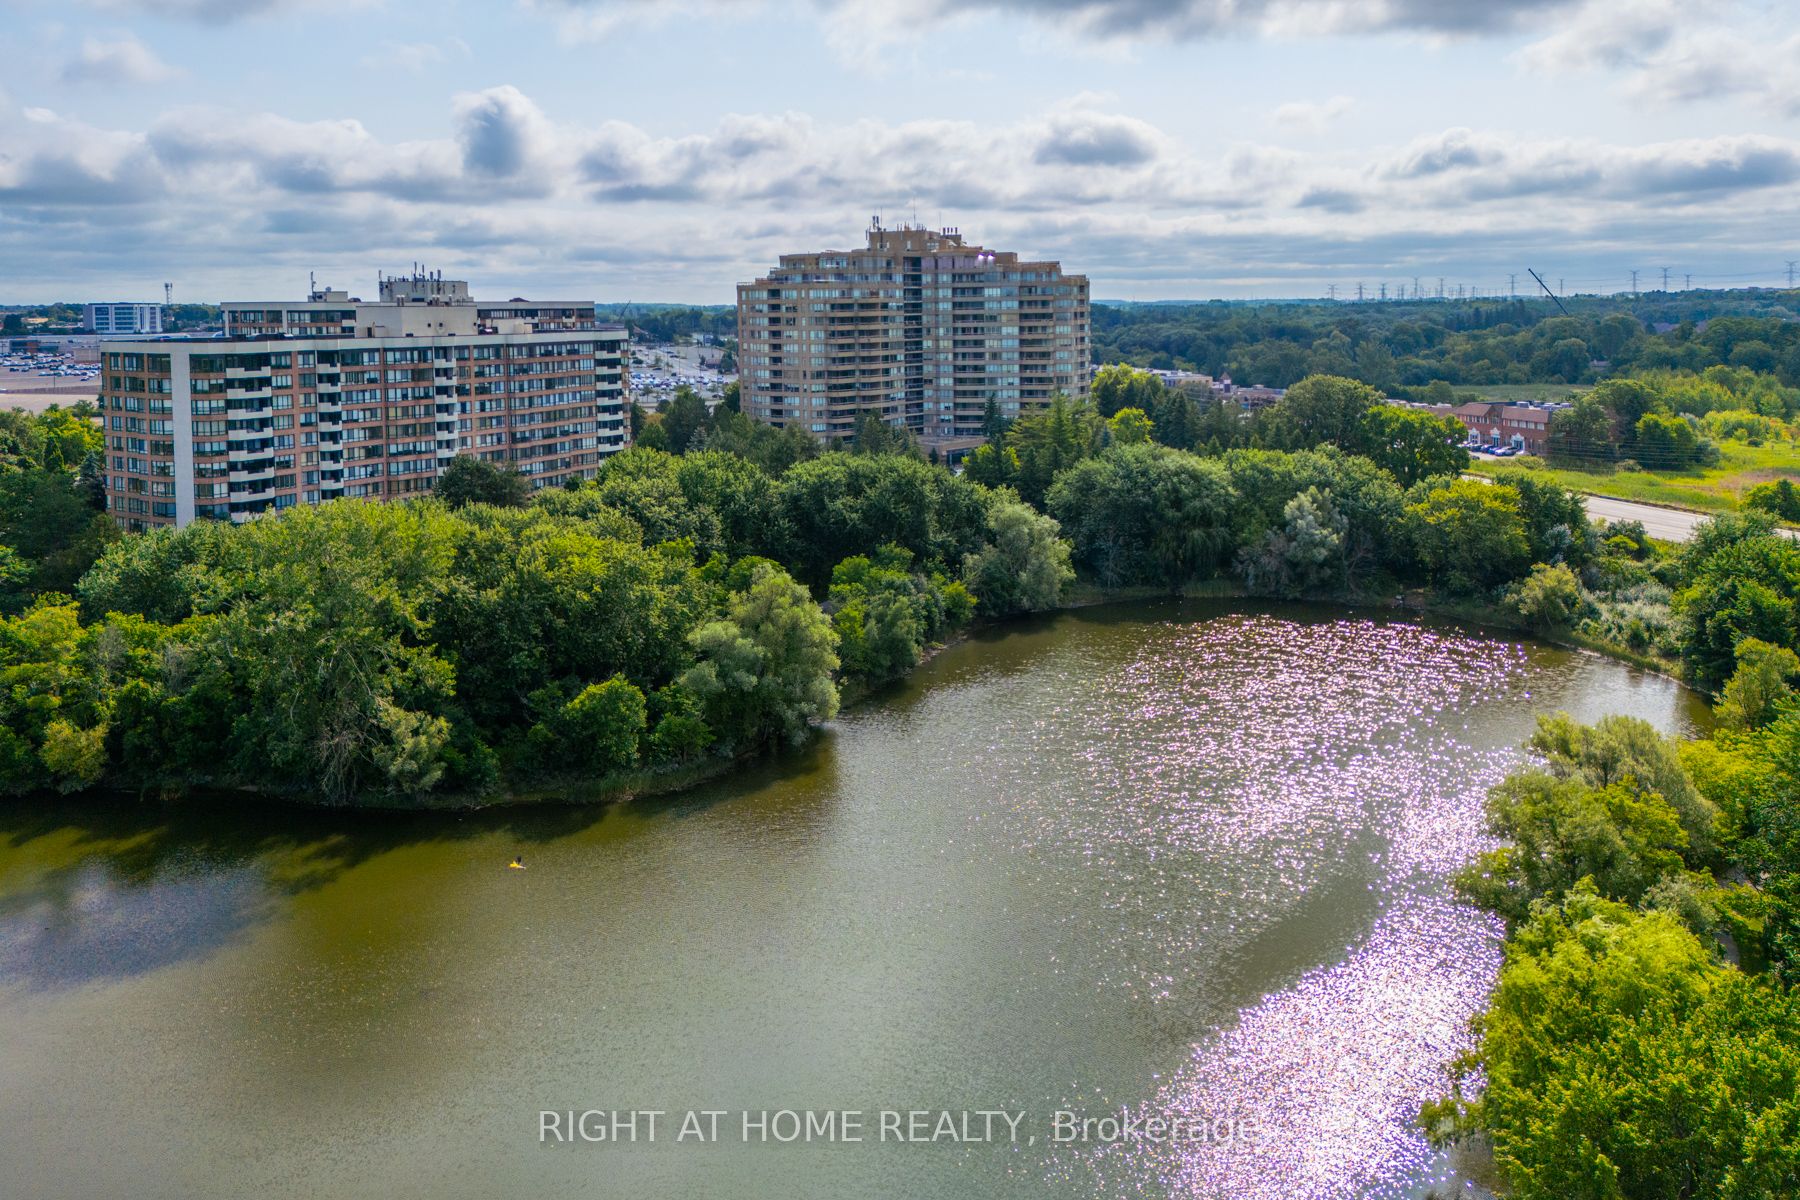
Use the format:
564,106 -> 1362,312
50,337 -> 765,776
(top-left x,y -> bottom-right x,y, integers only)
0,600 -> 1707,1199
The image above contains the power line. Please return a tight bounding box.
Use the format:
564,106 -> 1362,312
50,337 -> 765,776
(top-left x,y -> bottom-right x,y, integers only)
1527,268 -> 1569,317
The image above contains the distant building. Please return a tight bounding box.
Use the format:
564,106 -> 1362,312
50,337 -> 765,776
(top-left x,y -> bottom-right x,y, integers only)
1400,398 -> 1564,455
736,222 -> 1090,441
102,272 -> 629,530
1211,375 -> 1285,410
84,303 -> 163,335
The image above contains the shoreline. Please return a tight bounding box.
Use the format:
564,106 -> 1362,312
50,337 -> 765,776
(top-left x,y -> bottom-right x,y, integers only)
13,586 -> 1696,816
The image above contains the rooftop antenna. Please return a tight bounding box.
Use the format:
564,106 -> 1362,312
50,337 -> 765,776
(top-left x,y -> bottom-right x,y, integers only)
1527,268 -> 1569,317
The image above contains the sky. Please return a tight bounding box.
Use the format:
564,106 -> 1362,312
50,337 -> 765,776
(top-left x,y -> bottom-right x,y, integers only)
0,0 -> 1797,304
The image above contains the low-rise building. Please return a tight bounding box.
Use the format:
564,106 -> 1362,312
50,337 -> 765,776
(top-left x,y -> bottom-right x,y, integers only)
1406,399 -> 1564,455
1211,374 -> 1286,410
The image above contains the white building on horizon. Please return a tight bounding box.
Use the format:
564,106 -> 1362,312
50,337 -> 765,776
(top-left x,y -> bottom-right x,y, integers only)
84,303 -> 164,336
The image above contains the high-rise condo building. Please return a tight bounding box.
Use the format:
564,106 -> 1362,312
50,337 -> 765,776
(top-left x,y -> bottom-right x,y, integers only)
736,223 -> 1090,442
101,272 -> 628,530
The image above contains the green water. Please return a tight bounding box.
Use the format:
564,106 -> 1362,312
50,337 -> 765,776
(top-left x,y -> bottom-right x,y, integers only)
0,601 -> 1706,1200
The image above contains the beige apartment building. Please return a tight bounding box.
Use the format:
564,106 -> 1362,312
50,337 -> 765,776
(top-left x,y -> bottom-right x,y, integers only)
102,273 -> 629,530
736,223 -> 1090,441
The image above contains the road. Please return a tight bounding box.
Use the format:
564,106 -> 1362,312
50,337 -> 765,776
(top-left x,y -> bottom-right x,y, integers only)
1579,493 -> 1719,542
1463,471 -> 1741,542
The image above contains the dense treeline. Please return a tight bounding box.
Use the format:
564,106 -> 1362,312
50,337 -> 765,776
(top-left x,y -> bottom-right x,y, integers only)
1424,693 -> 1800,1197
1412,500 -> 1800,1197
592,304 -> 736,344
0,448 -> 1071,805
966,371 -> 1468,505
1094,291 -> 1800,391
0,403 -> 116,609
0,368 -> 1671,806
1540,369 -> 1800,470
2,303 -> 218,332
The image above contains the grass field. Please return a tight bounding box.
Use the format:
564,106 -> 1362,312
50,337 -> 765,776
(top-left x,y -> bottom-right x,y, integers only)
1464,383 -> 1591,403
1469,440 -> 1800,514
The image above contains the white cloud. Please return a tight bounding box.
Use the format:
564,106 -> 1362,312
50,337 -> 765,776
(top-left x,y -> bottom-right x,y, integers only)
59,33 -> 183,84
1515,0 -> 1800,117
531,0 -> 1584,45
3,86 -> 1798,300
85,0 -> 369,20
359,39 -> 470,73
1272,96 -> 1354,133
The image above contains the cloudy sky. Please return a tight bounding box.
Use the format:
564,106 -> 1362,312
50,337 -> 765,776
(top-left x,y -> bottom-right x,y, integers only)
1,0 -> 1797,303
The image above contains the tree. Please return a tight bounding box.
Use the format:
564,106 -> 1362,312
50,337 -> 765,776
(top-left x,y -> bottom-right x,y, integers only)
1715,638 -> 1800,731
981,395 -> 1009,441
1745,479 -> 1800,523
660,386 -> 711,454
1547,394 -> 1613,464
1529,711 -> 1718,866
962,442 -> 1019,490
1089,364 -> 1166,419
1352,405 -> 1468,487
1238,486 -> 1347,598
0,468 -> 120,596
1591,377 -> 1668,450
1221,446 -> 1407,582
1106,406 -> 1154,446
1674,518 -> 1800,692
1507,563 -> 1584,633
772,454 -> 989,586
1262,374 -> 1383,451
1455,769 -> 1689,922
1007,394 -> 1100,508
1634,412 -> 1703,469
557,676 -> 648,772
1426,889 -> 1800,1200
851,411 -> 919,458
433,455 -> 530,509
1149,387 -> 1204,449
962,495 -> 1074,615
1491,469 -> 1593,568
1401,478 -> 1530,593
680,563 -> 839,750
1046,445 -> 1239,588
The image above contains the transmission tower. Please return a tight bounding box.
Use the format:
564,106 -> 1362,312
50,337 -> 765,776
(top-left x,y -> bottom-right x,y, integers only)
1788,260 -> 1798,288
1661,266 -> 1671,292
1630,269 -> 1640,296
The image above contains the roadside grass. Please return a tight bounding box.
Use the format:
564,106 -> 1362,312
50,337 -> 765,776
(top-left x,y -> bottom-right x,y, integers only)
1469,439 -> 1800,514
